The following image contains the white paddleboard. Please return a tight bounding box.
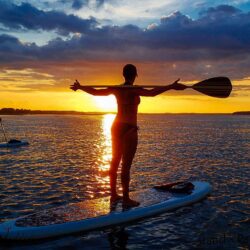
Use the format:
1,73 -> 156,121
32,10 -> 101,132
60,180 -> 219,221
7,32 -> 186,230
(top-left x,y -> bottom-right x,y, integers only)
0,140 -> 29,148
0,181 -> 211,240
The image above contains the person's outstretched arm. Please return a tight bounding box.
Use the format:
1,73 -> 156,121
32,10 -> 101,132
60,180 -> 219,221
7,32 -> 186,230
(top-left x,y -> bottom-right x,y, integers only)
134,79 -> 186,97
70,80 -> 113,96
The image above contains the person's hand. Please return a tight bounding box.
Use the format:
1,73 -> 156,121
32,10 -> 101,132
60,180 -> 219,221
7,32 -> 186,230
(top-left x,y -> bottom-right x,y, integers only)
70,80 -> 81,91
171,79 -> 187,90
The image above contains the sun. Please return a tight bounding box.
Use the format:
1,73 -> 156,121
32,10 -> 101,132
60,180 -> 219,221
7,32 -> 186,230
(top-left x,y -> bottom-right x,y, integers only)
93,95 -> 117,112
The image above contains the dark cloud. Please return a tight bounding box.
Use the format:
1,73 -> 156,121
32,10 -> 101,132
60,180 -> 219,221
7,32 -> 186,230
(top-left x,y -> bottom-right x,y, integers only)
0,1 -> 98,35
71,0 -> 106,10
0,34 -> 40,63
147,7 -> 250,52
72,0 -> 88,10
199,4 -> 241,18
0,5 -> 250,80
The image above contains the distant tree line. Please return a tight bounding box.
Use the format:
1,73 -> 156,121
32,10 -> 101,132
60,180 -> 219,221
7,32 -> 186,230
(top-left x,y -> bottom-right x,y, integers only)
0,108 -> 30,115
233,111 -> 250,115
0,108 -> 111,115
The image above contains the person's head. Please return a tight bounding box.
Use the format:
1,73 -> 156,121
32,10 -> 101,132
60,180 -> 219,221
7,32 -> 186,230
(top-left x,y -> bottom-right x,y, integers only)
123,64 -> 137,84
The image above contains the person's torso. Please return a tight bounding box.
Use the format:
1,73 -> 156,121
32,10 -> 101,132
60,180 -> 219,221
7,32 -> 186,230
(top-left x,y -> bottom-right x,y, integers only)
114,90 -> 140,125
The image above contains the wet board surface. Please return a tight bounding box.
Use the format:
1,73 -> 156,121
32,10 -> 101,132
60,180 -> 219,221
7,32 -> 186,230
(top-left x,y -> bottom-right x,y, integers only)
16,188 -> 173,227
0,181 -> 211,240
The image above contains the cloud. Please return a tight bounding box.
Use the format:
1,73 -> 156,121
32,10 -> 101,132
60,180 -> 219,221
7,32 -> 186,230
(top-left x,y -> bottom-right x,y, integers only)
71,0 -> 106,10
0,34 -> 39,63
199,4 -> 241,17
0,4 -> 250,81
0,1 -> 98,35
149,7 -> 250,52
72,0 -> 88,10
0,68 -> 60,92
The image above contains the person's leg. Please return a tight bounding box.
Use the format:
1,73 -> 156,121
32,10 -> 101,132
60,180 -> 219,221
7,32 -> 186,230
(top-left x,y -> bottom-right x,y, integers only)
121,127 -> 140,207
109,128 -> 123,202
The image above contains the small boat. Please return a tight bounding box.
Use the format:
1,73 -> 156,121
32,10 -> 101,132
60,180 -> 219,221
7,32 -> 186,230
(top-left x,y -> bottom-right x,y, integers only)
0,118 -> 29,148
0,139 -> 29,148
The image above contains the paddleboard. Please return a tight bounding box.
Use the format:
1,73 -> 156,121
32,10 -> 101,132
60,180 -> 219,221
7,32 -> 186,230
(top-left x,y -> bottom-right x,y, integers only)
0,181 -> 211,240
0,140 -> 29,148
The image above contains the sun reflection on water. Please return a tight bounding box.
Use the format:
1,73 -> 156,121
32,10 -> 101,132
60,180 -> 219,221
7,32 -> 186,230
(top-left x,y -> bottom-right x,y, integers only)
99,114 -> 115,172
95,114 -> 115,191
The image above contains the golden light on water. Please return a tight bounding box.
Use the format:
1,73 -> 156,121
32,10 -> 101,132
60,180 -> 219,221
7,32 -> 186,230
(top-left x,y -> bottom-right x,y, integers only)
95,114 -> 115,189
99,114 -> 115,172
103,114 -> 115,143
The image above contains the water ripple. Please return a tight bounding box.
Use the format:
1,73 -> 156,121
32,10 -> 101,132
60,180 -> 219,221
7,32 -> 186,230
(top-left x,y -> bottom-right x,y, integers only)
0,114 -> 249,249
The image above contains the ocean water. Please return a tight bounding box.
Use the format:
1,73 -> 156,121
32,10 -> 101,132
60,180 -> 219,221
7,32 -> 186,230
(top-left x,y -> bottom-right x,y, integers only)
0,114 -> 249,249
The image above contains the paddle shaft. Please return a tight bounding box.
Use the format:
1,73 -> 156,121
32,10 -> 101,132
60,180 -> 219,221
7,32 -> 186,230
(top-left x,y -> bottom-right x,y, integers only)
78,85 -> 175,88
78,84 -> 194,88
77,77 -> 232,98
79,83 -> 227,89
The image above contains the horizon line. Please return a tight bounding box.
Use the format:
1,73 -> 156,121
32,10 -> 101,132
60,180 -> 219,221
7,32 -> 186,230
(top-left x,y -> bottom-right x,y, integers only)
0,108 -> 249,115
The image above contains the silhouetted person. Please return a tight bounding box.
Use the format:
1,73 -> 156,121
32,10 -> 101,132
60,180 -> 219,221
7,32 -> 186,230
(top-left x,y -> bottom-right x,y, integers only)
71,64 -> 186,207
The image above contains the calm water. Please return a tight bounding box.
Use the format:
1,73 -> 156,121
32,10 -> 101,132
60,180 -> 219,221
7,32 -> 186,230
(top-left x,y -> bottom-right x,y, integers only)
0,114 -> 249,249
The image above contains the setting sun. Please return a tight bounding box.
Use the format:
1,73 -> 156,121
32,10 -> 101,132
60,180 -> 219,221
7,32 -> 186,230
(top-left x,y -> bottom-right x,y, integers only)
93,95 -> 117,112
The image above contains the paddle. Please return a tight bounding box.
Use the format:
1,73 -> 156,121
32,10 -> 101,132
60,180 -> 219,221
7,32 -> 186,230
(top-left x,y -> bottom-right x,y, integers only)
185,77 -> 232,98
73,77 -> 232,98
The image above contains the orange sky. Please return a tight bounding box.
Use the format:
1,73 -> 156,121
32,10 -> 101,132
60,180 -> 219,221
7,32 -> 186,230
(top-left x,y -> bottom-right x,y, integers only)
0,62 -> 249,113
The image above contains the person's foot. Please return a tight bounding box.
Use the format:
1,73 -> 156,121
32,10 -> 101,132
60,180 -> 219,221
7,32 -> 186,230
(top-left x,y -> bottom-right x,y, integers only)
110,194 -> 123,204
122,198 -> 140,208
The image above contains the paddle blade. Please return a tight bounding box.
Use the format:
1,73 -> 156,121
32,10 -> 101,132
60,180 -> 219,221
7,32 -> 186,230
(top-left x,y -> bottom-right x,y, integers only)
192,77 -> 232,98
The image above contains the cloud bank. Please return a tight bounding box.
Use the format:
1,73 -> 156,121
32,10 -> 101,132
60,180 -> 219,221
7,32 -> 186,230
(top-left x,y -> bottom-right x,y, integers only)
0,1 -> 97,35
0,3 -> 250,81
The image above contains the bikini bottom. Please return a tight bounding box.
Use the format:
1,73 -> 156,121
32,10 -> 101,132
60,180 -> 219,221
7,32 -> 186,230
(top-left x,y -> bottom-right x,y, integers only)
111,122 -> 138,140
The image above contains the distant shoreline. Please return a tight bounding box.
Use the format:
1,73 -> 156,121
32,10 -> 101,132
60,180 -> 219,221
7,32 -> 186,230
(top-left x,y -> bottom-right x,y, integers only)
0,108 -> 249,115
0,108 -> 109,116
232,111 -> 250,115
